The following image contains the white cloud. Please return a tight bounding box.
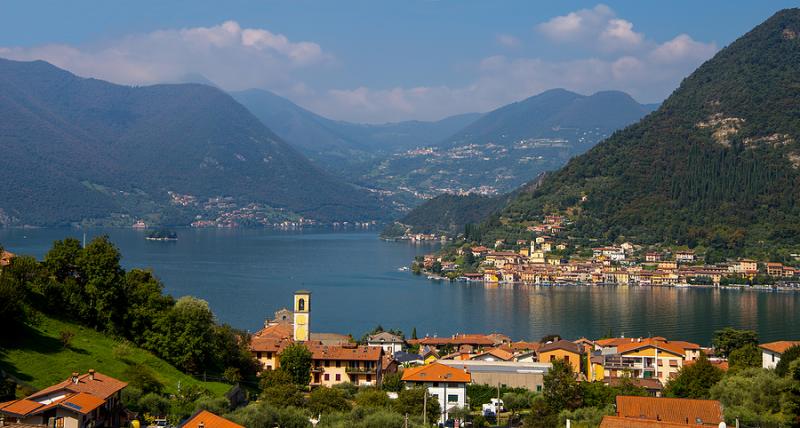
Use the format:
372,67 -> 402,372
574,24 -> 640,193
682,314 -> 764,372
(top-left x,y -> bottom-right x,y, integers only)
538,4 -> 646,53
0,21 -> 329,91
496,34 -> 521,48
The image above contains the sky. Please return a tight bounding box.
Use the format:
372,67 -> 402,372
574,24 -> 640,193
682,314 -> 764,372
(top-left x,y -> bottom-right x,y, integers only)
0,1 -> 795,123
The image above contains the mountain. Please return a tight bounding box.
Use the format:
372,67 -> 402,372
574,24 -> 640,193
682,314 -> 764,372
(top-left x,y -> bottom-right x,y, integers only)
361,89 -> 655,199
0,58 -> 386,227
476,9 -> 800,259
383,193 -> 507,237
230,89 -> 480,173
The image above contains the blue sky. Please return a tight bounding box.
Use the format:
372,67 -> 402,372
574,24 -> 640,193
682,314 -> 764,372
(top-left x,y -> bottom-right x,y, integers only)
0,1 -> 795,122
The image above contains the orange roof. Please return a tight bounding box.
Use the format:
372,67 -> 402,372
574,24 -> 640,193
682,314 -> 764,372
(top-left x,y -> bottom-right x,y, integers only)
60,392 -> 106,415
510,341 -> 541,352
539,339 -> 581,355
0,251 -> 14,267
28,371 -> 127,401
309,344 -> 383,362
617,339 -> 686,357
402,363 -> 471,383
599,416 -> 699,427
616,396 -> 723,425
179,410 -> 244,428
0,399 -> 46,416
249,336 -> 293,353
759,340 -> 800,355
472,348 -> 514,361
254,323 -> 293,340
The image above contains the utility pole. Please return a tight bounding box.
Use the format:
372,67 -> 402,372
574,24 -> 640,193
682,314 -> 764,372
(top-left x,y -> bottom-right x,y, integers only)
423,390 -> 427,426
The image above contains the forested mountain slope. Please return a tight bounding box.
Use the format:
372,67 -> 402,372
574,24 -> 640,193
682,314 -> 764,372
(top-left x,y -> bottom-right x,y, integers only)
0,59 -> 386,226
478,9 -> 800,257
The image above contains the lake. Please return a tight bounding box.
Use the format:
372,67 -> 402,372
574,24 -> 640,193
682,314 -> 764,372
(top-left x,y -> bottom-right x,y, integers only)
2,228 -> 798,345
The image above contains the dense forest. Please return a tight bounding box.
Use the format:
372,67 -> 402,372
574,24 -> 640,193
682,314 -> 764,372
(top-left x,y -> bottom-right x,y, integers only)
474,9 -> 800,258
382,193 -> 507,237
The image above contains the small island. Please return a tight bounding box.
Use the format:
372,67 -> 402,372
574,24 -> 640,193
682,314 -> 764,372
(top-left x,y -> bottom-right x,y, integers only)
145,229 -> 178,241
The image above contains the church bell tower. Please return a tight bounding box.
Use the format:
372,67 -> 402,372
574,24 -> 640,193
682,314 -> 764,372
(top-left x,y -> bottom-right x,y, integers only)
293,290 -> 310,341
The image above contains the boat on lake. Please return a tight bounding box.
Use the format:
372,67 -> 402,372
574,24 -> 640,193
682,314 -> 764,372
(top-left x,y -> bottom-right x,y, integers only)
145,229 -> 178,241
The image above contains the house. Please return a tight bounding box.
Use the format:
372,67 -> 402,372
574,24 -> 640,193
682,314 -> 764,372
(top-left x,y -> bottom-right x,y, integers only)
600,338 -> 689,385
0,370 -> 127,428
766,262 -> 785,277
606,396 -> 723,426
309,344 -> 384,387
732,259 -> 758,276
178,410 -> 244,428
593,247 -> 625,262
645,252 -> 662,262
759,340 -> 800,369
537,340 -> 582,374
470,348 -> 514,362
367,332 -> 405,355
439,360 -> 550,392
675,251 -> 696,263
470,246 -> 489,257
401,363 -> 471,423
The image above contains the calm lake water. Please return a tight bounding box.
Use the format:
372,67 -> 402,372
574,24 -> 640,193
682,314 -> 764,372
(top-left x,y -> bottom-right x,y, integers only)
1,228 -> 798,345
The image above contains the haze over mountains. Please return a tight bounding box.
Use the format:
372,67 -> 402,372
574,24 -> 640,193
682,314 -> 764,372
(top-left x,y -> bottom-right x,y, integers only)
0,58 -> 386,227
236,87 -> 655,211
0,55 -> 655,227
472,8 -> 800,258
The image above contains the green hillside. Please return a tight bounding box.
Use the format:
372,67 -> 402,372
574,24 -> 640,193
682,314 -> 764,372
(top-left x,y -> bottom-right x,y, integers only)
478,9 -> 800,259
0,58 -> 387,226
1,316 -> 230,396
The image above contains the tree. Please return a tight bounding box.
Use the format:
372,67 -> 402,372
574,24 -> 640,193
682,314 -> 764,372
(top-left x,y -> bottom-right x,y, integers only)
523,395 -> 559,428
775,345 -> 800,377
355,388 -> 392,409
279,343 -> 313,386
308,387 -> 352,415
260,384 -> 305,408
411,327 -> 418,340
145,296 -> 216,373
712,328 -> 758,358
727,343 -> 761,370
393,387 -> 439,421
502,391 -> 534,421
75,236 -> 126,334
710,368 -> 795,427
664,354 -> 723,399
259,369 -> 293,390
381,371 -> 404,393
543,359 -> 583,412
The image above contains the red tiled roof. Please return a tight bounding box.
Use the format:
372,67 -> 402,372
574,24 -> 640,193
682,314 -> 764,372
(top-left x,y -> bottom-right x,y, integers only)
28,372 -> 127,401
0,399 -> 46,417
759,340 -> 800,355
402,363 -> 471,383
615,396 -> 723,425
309,344 -> 383,362
471,348 -> 514,361
599,416 -> 698,427
60,393 -> 106,415
509,341 -> 541,352
179,410 -> 244,428
617,339 -> 686,357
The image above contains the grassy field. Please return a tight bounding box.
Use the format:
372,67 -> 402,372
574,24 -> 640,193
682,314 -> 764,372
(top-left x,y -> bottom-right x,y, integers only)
0,316 -> 230,396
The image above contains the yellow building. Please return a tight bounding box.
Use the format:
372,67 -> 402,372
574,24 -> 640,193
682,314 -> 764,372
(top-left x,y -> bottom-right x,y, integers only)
293,290 -> 311,341
310,345 -> 384,387
537,340 -> 582,374
602,339 -> 685,385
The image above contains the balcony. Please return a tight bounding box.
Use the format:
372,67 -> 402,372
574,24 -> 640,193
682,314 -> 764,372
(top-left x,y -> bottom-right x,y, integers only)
603,357 -> 653,371
311,366 -> 324,373
346,366 -> 377,375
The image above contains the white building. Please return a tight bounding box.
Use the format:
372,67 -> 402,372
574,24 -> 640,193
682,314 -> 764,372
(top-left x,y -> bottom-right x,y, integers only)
367,331 -> 405,354
401,363 -> 471,423
759,341 -> 800,369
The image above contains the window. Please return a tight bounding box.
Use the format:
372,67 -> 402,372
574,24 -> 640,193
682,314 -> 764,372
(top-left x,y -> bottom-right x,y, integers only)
433,382 -> 439,387
550,355 -> 556,362
325,360 -> 330,367
448,394 -> 458,403
335,374 -> 341,381
564,355 -> 570,363
336,361 -> 341,368
266,365 -> 272,371
536,385 -> 542,392
324,374 -> 329,381
298,298 -> 305,311
366,374 -> 371,382
256,352 -> 262,359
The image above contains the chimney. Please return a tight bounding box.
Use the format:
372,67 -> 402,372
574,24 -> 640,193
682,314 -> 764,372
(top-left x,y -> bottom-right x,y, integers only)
71,372 -> 79,384
88,369 -> 95,381
198,422 -> 205,428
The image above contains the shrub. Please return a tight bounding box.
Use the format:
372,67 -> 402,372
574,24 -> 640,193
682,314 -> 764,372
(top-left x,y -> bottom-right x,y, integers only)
123,364 -> 164,394
59,329 -> 75,348
308,387 -> 352,415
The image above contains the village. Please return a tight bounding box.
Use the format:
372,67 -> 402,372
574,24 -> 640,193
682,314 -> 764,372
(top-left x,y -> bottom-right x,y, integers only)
3,289 -> 800,427
420,215 -> 800,288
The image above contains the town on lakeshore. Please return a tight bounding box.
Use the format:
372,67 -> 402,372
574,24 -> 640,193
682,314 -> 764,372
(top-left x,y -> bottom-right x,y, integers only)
414,215 -> 800,289
4,287 -> 800,428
